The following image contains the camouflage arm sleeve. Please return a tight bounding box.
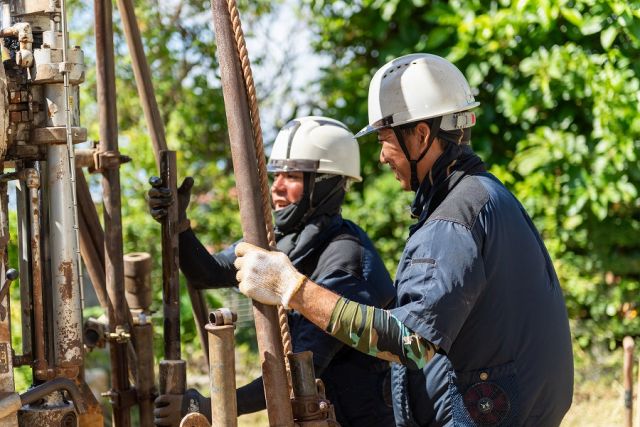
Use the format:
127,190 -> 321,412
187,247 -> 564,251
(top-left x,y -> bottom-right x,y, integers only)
326,297 -> 438,370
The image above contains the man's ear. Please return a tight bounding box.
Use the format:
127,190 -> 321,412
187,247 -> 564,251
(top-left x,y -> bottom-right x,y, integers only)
415,121 -> 431,144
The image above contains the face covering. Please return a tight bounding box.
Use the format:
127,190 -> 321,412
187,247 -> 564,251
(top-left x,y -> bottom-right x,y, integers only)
273,173 -> 346,237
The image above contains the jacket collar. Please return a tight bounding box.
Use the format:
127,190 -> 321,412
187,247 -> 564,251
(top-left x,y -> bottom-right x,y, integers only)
409,144 -> 485,234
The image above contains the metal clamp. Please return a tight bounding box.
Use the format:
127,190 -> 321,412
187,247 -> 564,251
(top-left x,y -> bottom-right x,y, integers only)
106,325 -> 131,344
93,149 -> 131,172
209,308 -> 237,326
101,388 -> 138,408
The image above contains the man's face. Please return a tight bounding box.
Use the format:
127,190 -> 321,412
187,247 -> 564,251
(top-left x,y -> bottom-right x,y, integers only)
377,123 -> 442,191
271,171 -> 304,210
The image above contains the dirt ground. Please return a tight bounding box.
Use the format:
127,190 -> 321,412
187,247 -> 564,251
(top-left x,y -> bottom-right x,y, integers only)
235,353 -> 629,427
238,384 -> 625,426
229,336 -> 630,426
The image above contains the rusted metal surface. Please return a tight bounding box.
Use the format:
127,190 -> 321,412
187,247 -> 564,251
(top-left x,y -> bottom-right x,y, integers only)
114,0 -> 167,159
188,285 -> 210,361
17,390 -> 76,427
206,311 -> 237,427
30,127 -> 86,145
46,146 -> 82,382
156,150 -> 186,415
133,318 -> 155,427
23,168 -> 48,379
76,172 -> 139,369
123,252 -> 152,310
95,0 -> 132,423
123,252 -> 155,427
20,378 -> 86,414
288,352 -> 334,424
158,360 -> 186,395
160,151 -> 181,360
180,412 -> 211,427
210,0 -> 294,424
0,394 -> 21,420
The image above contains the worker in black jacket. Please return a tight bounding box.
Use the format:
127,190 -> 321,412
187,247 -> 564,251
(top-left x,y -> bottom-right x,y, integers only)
150,116 -> 396,426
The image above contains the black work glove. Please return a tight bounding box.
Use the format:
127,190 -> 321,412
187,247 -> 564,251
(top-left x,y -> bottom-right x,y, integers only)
154,389 -> 211,427
148,176 -> 194,224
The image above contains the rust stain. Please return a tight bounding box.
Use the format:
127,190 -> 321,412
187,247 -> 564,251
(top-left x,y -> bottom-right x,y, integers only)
56,160 -> 65,180
48,101 -> 58,118
58,261 -> 74,301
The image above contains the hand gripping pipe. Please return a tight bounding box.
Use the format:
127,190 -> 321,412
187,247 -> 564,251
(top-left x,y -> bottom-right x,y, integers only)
209,0 -> 294,424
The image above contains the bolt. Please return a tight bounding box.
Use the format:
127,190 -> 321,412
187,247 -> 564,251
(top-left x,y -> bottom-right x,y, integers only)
6,269 -> 18,281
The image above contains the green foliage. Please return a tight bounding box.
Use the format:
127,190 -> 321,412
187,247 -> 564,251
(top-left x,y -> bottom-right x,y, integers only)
300,0 -> 640,348
74,0 -> 276,359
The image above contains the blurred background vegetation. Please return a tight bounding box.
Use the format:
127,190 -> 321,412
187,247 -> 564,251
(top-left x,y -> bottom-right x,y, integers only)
7,0 -> 639,424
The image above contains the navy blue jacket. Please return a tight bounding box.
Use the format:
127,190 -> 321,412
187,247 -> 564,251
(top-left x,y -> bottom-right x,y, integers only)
180,214 -> 397,426
390,172 -> 573,427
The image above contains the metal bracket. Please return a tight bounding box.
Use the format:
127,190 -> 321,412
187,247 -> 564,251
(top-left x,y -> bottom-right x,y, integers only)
106,325 -> 131,344
92,149 -> 131,172
101,387 -> 138,407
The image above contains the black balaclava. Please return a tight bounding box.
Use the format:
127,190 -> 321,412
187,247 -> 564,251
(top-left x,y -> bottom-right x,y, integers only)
273,173 -> 346,239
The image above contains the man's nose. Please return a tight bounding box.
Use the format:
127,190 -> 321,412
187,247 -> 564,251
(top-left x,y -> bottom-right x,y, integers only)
272,174 -> 285,190
379,148 -> 386,164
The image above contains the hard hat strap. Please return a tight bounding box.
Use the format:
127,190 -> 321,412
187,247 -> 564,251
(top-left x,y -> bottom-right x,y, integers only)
393,117 -> 442,192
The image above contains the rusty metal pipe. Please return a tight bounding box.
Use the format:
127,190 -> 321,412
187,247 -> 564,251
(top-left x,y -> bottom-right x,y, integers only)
24,168 -> 48,380
288,352 -> 317,398
76,171 -> 138,362
160,151 -> 181,360
207,309 -> 237,427
115,0 -> 167,160
95,0 -> 132,422
116,0 -> 210,360
124,252 -> 155,427
210,0 -> 294,424
21,378 -> 87,414
15,170 -> 33,364
157,151 -> 187,405
47,144 -> 83,381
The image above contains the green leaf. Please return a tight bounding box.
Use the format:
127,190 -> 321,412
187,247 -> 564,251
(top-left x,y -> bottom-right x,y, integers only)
600,25 -> 618,49
561,7 -> 584,27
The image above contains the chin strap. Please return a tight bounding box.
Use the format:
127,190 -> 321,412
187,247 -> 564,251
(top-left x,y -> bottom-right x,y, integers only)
392,117 -> 443,192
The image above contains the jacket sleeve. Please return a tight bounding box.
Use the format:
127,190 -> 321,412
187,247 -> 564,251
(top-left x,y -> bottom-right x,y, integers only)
178,230 -> 239,289
291,267 -> 374,374
236,377 -> 266,415
390,219 -> 487,353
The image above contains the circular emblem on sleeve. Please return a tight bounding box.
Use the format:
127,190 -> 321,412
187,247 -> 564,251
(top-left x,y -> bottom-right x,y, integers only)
463,382 -> 510,425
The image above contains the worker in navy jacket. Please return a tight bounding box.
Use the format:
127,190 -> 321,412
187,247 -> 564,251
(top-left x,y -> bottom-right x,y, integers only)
234,54 -> 574,426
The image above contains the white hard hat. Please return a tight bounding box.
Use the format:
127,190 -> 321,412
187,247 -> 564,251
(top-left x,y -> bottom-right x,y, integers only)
355,53 -> 479,138
268,116 -> 362,182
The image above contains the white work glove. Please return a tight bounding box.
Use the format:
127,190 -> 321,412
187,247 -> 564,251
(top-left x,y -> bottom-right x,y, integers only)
234,242 -> 306,309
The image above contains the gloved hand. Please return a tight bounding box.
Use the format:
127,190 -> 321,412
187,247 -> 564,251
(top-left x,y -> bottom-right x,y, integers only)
147,176 -> 194,224
154,389 -> 211,427
234,242 -> 307,308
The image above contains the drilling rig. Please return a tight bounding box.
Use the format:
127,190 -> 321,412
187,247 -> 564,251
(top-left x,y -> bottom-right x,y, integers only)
0,0 -> 341,425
